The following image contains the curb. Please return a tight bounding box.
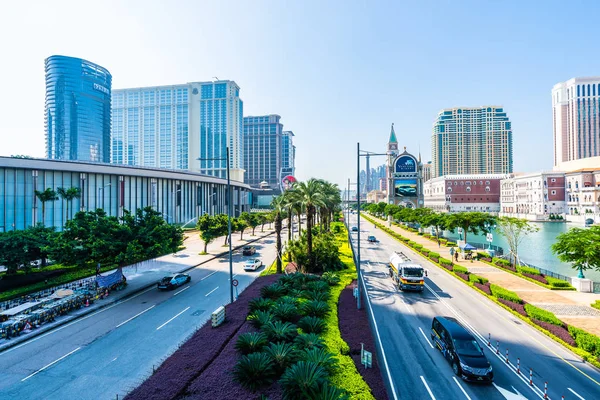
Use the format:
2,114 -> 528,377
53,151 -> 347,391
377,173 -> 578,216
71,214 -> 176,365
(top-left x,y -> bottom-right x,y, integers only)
0,230 -> 276,354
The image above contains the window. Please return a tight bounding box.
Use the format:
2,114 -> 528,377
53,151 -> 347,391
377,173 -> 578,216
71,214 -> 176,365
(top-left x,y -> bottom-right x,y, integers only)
485,181 -> 490,185
551,190 -> 556,195
485,187 -> 490,192
551,178 -> 556,183
466,187 -> 471,192
460,181 -> 464,185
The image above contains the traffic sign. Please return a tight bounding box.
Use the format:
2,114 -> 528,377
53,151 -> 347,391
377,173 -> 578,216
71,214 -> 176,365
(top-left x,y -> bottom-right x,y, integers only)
449,247 -> 455,256
232,279 -> 239,287
486,233 -> 493,242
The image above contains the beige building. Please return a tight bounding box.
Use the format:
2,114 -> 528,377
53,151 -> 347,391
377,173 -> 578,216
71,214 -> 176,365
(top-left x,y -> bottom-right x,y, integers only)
366,190 -> 387,204
565,168 -> 600,224
499,172 -> 566,221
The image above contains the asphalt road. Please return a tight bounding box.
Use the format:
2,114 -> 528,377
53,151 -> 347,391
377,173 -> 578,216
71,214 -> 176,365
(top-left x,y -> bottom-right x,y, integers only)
348,214 -> 600,400
0,231 -> 288,400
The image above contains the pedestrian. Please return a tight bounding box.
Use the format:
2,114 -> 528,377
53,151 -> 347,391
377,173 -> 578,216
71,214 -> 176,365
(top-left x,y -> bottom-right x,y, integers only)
454,251 -> 459,262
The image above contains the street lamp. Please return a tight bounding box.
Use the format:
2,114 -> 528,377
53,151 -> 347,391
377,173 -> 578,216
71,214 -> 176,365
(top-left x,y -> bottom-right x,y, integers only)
97,183 -> 111,209
355,143 -> 388,310
197,146 -> 234,304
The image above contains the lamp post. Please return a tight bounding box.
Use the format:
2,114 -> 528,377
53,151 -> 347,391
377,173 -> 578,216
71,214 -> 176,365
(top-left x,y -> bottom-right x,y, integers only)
356,143 -> 388,310
198,147 -> 234,304
97,183 -> 111,210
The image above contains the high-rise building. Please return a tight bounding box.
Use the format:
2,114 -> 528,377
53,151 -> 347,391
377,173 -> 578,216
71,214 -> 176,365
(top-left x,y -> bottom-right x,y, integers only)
422,161 -> 433,182
243,115 -> 283,188
552,77 -> 600,170
45,55 -> 112,162
112,80 -> 244,181
431,107 -> 513,177
282,130 -> 296,173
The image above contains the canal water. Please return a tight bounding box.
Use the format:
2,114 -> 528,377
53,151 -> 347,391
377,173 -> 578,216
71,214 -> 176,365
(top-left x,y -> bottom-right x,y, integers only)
442,222 -> 600,282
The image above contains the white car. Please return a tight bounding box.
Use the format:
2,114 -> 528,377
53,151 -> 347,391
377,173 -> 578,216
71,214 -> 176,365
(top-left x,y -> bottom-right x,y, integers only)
244,258 -> 263,271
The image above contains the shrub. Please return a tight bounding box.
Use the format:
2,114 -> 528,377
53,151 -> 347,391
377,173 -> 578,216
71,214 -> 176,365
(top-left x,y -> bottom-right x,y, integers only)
439,238 -> 448,245
278,295 -> 299,306
490,284 -> 523,304
248,297 -> 275,313
531,319 -> 576,346
248,310 -> 274,329
261,283 -> 287,299
455,272 -> 470,281
298,316 -> 327,334
568,326 -> 600,357
413,244 -> 423,251
265,342 -> 299,375
493,258 -> 511,267
272,302 -> 299,322
439,258 -> 452,267
453,265 -> 469,274
591,300 -> 600,311
301,347 -> 339,376
310,382 -> 349,400
294,333 -> 325,351
474,282 -> 491,295
429,252 -> 440,259
446,241 -> 456,247
235,332 -> 268,355
521,272 -> 549,285
469,274 -> 489,284
301,300 -> 330,318
423,233 -> 431,238
407,241 -> 416,247
546,276 -> 573,288
303,290 -> 331,302
263,320 -> 299,342
518,266 -> 541,276
421,249 -> 430,256
476,251 -> 490,260
497,298 -> 527,317
233,352 -> 276,391
279,361 -> 329,400
524,304 -> 563,326
321,272 -> 340,286
306,280 -> 330,293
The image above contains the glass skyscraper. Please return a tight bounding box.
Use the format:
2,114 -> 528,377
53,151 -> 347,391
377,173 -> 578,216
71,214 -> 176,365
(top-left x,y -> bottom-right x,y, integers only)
45,55 -> 112,162
243,115 -> 283,188
281,130 -> 296,173
112,81 -> 244,181
431,106 -> 513,177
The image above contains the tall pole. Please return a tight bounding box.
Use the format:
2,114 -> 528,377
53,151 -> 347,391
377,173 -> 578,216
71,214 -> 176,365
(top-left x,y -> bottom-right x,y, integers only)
347,178 -> 350,227
226,147 -> 234,304
356,142 -> 362,310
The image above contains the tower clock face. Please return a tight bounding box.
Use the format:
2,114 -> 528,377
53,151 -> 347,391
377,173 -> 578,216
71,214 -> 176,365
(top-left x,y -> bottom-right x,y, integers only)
389,144 -> 397,150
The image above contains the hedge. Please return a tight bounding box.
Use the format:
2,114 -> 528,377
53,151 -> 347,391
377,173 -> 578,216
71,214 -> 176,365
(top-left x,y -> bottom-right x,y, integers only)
568,326 -> 600,358
413,244 -> 423,251
524,304 -> 563,326
421,249 -> 430,256
446,242 -> 456,247
469,274 -> 489,285
439,258 -> 452,267
490,284 -> 522,304
592,300 -> 600,311
518,266 -> 541,276
546,276 -> 572,288
453,265 -> 469,275
429,252 -> 440,259
493,258 -> 511,267
476,251 -> 491,260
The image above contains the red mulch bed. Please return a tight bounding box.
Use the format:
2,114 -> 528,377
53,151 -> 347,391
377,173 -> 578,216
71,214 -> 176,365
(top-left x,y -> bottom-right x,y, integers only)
474,282 -> 491,295
455,272 -> 470,282
338,280 -> 388,400
125,274 -> 280,400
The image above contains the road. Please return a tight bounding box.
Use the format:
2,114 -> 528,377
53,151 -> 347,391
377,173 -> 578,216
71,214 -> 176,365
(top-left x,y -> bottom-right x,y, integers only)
0,231 -> 287,400
349,214 -> 600,400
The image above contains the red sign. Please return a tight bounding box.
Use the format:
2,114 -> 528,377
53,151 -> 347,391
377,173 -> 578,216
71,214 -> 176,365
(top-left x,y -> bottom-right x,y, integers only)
232,279 -> 239,287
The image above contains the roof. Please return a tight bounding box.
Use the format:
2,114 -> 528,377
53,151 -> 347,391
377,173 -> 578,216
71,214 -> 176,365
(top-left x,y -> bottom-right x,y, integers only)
436,316 -> 473,339
388,123 -> 398,144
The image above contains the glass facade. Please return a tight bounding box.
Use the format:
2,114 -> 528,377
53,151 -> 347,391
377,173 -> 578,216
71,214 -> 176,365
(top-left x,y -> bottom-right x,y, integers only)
0,157 -> 250,231
45,55 -> 112,163
243,115 -> 283,188
281,130 -> 296,172
431,107 -> 513,177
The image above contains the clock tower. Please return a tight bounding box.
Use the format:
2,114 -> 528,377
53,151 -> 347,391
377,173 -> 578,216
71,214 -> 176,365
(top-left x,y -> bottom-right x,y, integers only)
387,123 -> 398,204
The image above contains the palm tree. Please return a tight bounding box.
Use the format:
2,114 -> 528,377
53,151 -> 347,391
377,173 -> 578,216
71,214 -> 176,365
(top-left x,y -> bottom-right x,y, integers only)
271,195 -> 286,274
34,188 -> 59,226
290,179 -> 326,271
57,187 -> 82,223
317,181 -> 341,231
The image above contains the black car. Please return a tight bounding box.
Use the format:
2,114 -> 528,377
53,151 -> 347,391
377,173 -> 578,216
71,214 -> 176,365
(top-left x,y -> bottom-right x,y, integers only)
431,316 -> 493,383
242,246 -> 256,256
157,274 -> 191,290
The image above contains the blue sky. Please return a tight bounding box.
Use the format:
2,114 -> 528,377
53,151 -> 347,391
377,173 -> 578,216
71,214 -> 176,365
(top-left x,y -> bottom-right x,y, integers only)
1,0 -> 599,188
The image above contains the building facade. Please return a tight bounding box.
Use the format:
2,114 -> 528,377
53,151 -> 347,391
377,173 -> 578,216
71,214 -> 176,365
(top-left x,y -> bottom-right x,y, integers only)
281,131 -> 296,173
431,107 -> 513,177
422,161 -> 433,182
499,172 -> 566,220
45,55 -> 112,163
112,80 -> 244,181
366,190 -> 386,203
386,124 -> 424,208
423,174 -> 509,213
243,115 -> 283,188
0,157 -> 250,231
552,77 -> 600,170
565,168 -> 600,224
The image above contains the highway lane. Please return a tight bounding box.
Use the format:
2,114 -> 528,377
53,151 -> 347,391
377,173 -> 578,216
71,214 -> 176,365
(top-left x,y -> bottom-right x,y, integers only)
0,231 -> 287,400
350,214 -> 600,400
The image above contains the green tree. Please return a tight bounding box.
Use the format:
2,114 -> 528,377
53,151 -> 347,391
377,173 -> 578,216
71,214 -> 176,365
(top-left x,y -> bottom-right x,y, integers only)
552,226 -> 600,278
256,213 -> 268,233
421,212 -> 448,245
237,212 -> 252,240
35,188 -> 59,226
197,214 -> 225,253
0,230 -> 38,274
496,217 -> 539,266
290,179 -> 326,271
248,213 -> 261,235
56,187 -> 82,223
446,212 -> 496,244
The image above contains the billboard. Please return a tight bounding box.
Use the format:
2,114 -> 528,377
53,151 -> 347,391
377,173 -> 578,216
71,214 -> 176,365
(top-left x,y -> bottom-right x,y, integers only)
281,175 -> 297,191
394,155 -> 417,173
394,179 -> 417,197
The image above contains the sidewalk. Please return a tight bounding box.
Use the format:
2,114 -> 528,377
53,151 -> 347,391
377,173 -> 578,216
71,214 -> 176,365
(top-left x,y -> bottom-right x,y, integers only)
0,225 -> 279,352
367,214 -> 600,337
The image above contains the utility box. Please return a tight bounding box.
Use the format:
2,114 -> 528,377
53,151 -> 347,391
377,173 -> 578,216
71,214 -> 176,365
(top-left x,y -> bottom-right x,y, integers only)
211,306 -> 226,327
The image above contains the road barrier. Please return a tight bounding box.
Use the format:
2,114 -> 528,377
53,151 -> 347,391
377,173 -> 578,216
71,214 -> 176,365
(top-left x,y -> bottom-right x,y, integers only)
517,358 -> 520,374
496,341 -> 500,354
529,368 -> 533,386
211,306 -> 225,327
505,349 -> 509,364
544,381 -> 548,399
488,332 -> 491,346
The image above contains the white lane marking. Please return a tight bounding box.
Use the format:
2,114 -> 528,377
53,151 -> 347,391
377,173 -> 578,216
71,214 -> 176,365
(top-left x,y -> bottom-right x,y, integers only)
568,387 -> 586,400
420,376 -> 437,400
21,347 -> 81,382
115,305 -> 155,328
232,274 -> 238,278
453,377 -> 472,400
359,263 -> 398,400
111,357 -> 117,362
511,386 -> 523,397
205,286 -> 219,297
173,286 -> 190,296
400,299 -> 412,314
424,282 -> 545,399
418,327 -> 434,349
2,285 -> 156,354
493,383 -> 528,399
200,270 -> 218,281
156,307 -> 190,331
